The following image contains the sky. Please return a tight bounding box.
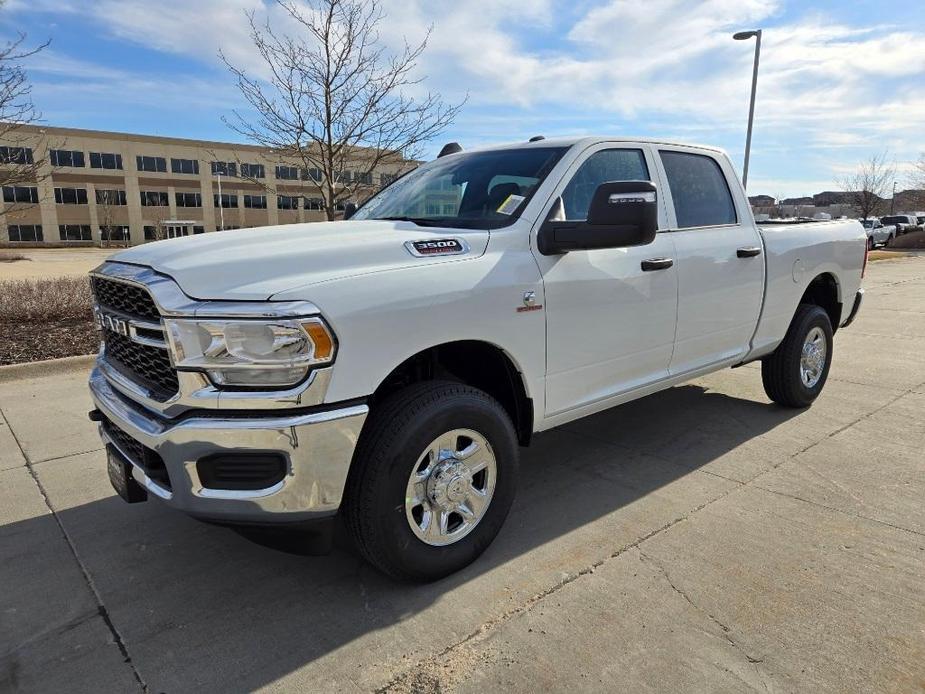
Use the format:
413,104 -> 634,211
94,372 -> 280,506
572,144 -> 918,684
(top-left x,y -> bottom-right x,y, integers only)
4,0 -> 925,198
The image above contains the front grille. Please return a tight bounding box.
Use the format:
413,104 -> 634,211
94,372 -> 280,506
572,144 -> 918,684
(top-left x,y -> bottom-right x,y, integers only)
91,275 -> 179,401
101,415 -> 172,490
104,331 -> 179,400
91,276 -> 160,320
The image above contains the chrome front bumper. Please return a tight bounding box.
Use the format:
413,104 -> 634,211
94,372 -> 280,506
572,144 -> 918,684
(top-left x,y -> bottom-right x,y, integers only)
89,366 -> 368,524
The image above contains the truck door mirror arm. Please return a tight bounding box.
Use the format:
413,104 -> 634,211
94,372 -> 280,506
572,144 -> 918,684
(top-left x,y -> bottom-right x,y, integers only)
537,180 -> 659,255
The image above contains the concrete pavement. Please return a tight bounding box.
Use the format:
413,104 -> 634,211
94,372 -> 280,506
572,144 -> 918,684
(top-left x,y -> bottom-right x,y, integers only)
1,256 -> 924,693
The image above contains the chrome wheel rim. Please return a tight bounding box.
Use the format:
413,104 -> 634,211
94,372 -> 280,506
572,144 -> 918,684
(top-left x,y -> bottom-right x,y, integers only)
800,326 -> 826,388
405,429 -> 497,547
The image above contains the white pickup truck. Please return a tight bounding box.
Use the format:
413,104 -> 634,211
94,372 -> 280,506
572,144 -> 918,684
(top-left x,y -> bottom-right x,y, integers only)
87,137 -> 866,581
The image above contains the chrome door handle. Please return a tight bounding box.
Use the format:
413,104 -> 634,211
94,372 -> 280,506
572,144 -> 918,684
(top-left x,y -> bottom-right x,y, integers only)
641,258 -> 674,271
737,247 -> 762,258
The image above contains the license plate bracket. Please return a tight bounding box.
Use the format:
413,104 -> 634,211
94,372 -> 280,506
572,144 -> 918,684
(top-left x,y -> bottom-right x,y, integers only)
106,445 -> 148,504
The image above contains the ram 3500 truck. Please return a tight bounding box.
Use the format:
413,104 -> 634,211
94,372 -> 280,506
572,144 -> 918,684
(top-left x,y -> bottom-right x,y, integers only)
87,137 -> 866,581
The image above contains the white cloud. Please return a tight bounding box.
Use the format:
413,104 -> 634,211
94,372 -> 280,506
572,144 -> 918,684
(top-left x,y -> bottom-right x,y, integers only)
10,0 -> 925,196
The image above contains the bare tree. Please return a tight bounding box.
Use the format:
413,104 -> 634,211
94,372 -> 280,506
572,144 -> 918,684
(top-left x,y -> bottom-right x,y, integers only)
96,190 -> 127,248
222,0 -> 462,221
907,154 -> 925,209
0,8 -> 50,190
838,152 -> 895,221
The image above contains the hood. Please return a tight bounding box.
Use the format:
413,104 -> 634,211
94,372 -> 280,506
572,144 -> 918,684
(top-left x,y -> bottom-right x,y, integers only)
110,221 -> 489,300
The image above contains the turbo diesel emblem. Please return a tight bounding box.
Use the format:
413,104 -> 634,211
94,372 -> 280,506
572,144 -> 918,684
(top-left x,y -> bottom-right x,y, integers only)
405,238 -> 468,257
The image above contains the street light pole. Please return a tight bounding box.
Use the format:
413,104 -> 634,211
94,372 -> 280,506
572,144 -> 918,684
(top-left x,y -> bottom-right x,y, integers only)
891,181 -> 897,214
733,29 -> 762,190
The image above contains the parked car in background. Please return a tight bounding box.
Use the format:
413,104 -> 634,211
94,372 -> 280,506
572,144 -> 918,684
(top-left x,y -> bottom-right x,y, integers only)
861,218 -> 895,248
880,214 -> 918,234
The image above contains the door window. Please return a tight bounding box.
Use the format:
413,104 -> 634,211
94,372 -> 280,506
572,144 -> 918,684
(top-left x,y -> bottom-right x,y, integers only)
560,149 -> 649,221
659,151 -> 737,228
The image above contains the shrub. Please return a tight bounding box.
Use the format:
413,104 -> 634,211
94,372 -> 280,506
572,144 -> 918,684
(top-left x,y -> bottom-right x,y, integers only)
0,276 -> 94,323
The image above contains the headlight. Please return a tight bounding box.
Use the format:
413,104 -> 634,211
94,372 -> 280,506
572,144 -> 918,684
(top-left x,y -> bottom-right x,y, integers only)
164,316 -> 335,388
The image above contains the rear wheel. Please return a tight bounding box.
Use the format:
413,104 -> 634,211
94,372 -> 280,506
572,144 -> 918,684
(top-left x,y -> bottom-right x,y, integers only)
344,381 -> 518,581
761,304 -> 833,408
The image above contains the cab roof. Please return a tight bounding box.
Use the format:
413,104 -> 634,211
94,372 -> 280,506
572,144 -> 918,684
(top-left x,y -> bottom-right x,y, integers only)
462,136 -> 727,155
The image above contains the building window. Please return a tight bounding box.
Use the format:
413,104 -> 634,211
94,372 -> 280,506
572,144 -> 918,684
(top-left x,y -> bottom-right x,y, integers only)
175,191 -> 202,207
304,197 -> 323,210
0,146 -> 34,164
7,224 -> 43,242
335,170 -> 351,184
50,149 -> 85,167
302,167 -> 322,182
277,194 -> 299,210
100,225 -> 131,241
240,163 -> 264,179
214,193 -> 238,208
380,173 -> 397,187
54,187 -> 89,205
243,194 -> 266,209
211,161 -> 237,177
143,225 -> 158,240
89,152 -> 124,170
355,171 -> 372,185
171,158 -> 200,175
96,189 -> 127,206
275,165 -> 298,180
2,185 -> 39,204
58,224 -> 92,241
136,155 -> 167,173
140,191 -> 169,206
193,225 -> 205,234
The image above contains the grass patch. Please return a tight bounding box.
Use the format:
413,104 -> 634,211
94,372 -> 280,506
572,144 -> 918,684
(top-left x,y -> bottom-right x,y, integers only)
0,251 -> 30,263
869,250 -> 912,261
0,277 -> 97,364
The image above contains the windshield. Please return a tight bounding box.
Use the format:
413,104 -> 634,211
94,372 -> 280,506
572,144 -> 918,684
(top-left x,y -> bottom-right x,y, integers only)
861,220 -> 873,228
881,216 -> 903,224
353,147 -> 568,228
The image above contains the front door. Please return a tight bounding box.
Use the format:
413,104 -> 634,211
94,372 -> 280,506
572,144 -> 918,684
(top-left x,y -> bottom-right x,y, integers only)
533,144 -> 679,418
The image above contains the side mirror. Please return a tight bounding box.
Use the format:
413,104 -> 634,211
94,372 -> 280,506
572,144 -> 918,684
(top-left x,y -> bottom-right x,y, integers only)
537,181 -> 658,255
343,202 -> 357,220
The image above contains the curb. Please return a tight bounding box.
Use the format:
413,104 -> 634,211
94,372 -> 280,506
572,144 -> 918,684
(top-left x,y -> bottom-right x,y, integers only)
0,354 -> 96,383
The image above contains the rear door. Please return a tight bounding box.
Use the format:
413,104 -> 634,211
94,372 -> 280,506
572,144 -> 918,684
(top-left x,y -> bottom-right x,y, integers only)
533,143 -> 679,417
655,147 -> 765,375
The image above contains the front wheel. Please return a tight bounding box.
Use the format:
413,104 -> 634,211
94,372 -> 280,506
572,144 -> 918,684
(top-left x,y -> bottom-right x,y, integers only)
343,381 -> 518,581
761,304 -> 834,408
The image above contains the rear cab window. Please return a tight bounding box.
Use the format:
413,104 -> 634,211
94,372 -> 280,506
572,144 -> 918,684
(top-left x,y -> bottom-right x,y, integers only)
659,150 -> 737,229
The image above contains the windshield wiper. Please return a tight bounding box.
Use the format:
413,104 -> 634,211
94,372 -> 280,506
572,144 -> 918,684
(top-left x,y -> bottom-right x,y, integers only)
377,216 -> 443,227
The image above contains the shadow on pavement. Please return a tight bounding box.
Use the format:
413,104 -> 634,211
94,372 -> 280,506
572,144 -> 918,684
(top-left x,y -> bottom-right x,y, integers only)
3,383 -> 799,691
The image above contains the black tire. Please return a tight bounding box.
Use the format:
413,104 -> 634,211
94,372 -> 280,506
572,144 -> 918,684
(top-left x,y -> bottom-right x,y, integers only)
761,304 -> 833,408
867,236 -> 874,250
343,381 -> 519,582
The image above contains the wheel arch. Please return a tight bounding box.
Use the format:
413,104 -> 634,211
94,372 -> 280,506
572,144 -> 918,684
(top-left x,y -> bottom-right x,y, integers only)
368,340 -> 534,446
799,272 -> 842,332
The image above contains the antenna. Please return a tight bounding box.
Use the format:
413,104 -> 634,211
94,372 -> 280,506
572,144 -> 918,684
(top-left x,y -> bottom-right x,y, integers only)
437,142 -> 463,158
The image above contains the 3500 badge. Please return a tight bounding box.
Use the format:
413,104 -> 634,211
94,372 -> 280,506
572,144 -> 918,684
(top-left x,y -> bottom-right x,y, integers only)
405,238 -> 468,257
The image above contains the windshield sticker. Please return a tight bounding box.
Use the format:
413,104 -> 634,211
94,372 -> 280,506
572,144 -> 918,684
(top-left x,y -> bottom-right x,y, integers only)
496,194 -> 525,215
